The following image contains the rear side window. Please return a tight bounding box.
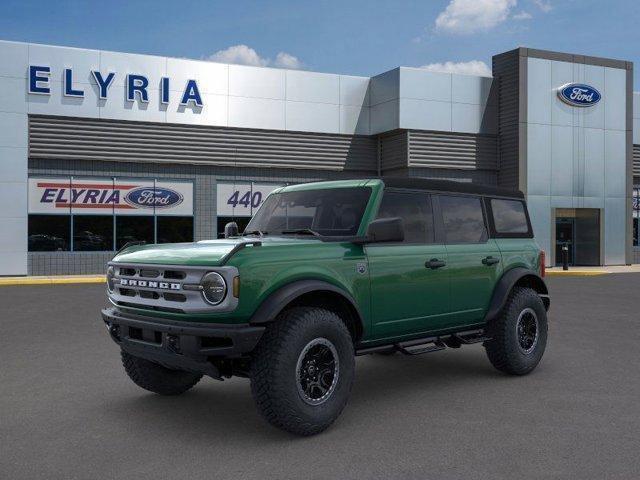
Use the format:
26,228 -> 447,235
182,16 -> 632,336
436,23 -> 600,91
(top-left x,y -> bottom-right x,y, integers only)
376,191 -> 434,243
439,195 -> 487,244
491,199 -> 530,235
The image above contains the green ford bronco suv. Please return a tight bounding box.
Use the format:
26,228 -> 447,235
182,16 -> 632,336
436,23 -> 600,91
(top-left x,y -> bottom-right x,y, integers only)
102,177 -> 549,435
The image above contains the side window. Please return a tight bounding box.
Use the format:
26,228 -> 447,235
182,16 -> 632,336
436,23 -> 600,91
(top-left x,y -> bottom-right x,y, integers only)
439,195 -> 487,244
490,199 -> 530,235
376,191 -> 434,243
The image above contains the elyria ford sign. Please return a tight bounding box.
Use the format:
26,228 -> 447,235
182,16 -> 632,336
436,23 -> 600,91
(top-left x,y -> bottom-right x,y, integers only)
28,178 -> 194,216
28,65 -> 204,107
557,83 -> 601,107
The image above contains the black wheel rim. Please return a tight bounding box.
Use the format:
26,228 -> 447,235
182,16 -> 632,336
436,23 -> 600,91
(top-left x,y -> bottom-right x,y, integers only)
295,338 -> 339,406
516,307 -> 539,355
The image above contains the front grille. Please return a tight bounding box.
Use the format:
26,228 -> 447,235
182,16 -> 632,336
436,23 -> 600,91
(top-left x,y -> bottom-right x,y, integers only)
164,270 -> 186,280
139,290 -> 160,300
163,292 -> 186,303
139,269 -> 160,278
108,262 -> 239,314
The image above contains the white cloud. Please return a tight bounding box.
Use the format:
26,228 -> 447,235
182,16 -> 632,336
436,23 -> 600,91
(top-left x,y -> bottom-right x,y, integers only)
532,0 -> 552,12
513,10 -> 532,20
273,52 -> 303,69
207,45 -> 268,67
435,0 -> 517,34
420,60 -> 492,77
206,44 -> 303,69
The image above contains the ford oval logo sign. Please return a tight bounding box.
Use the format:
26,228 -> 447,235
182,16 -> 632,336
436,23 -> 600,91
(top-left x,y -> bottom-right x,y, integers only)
557,83 -> 601,107
124,187 -> 183,209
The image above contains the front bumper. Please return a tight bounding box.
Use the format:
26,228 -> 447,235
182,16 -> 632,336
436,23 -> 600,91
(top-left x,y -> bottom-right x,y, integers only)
101,307 -> 265,378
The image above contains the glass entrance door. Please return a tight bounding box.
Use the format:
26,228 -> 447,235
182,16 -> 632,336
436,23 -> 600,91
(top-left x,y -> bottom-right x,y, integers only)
555,209 -> 601,266
555,217 -> 575,266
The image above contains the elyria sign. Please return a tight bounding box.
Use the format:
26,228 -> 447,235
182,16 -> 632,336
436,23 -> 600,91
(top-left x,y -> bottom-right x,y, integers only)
557,83 -> 601,107
28,65 -> 204,107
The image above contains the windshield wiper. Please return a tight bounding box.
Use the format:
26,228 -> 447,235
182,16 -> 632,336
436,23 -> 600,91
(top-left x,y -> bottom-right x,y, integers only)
243,230 -> 267,237
281,228 -> 322,237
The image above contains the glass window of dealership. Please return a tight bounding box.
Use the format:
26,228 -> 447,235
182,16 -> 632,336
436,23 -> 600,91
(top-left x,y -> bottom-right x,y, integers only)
0,40 -> 637,275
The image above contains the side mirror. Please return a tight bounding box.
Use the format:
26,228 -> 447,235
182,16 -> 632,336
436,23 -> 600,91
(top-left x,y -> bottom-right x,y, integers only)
364,217 -> 404,243
224,222 -> 239,238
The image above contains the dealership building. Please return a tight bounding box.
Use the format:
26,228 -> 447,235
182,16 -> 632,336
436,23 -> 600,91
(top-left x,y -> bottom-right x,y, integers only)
0,39 -> 638,276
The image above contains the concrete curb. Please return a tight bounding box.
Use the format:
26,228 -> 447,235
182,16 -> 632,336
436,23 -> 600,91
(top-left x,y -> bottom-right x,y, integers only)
0,276 -> 105,286
545,271 -> 608,277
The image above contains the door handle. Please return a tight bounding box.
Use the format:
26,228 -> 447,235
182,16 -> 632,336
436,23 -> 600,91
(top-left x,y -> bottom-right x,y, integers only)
426,258 -> 446,269
482,256 -> 500,266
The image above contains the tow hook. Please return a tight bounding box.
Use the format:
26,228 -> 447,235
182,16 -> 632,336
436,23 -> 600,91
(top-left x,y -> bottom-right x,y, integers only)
105,322 -> 121,342
166,334 -> 181,353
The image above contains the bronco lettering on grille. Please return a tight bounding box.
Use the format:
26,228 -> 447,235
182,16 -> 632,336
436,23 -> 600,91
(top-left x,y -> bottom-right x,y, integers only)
120,278 -> 181,290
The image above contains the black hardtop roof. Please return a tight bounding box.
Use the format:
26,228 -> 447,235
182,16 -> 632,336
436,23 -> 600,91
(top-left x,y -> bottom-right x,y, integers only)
381,177 -> 525,199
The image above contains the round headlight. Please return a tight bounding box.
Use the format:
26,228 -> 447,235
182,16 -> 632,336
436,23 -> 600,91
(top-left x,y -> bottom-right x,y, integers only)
106,266 -> 115,293
201,272 -> 227,305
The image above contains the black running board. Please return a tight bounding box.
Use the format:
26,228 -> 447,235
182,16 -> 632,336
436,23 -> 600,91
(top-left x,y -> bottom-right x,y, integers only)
355,328 -> 490,356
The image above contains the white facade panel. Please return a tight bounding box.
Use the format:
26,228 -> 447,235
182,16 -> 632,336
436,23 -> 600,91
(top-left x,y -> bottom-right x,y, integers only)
0,40 -> 28,78
0,217 -> 28,249
369,68 -> 399,106
451,74 -> 492,106
0,146 -> 28,183
604,129 -> 627,197
166,58 -> 228,95
370,100 -> 398,135
583,128 -> 605,198
0,112 -> 28,148
285,70 -> 339,104
165,91 -> 228,126
604,197 -> 627,265
339,75 -> 370,107
527,58 -> 552,125
526,194 -> 552,261
0,77 -> 27,114
99,51 -> 167,88
550,125 -> 574,196
582,65 -> 606,129
551,61 -> 575,127
399,98 -> 451,132
28,81 -> 101,118
526,123 -> 552,196
228,96 -> 285,130
29,44 -> 99,85
604,67 -> 627,131
0,252 -> 27,275
340,105 -> 369,135
286,101 -> 340,133
399,68 -> 451,102
0,181 -> 28,218
99,85 -> 166,123
228,64 -> 284,100
451,103 -> 484,134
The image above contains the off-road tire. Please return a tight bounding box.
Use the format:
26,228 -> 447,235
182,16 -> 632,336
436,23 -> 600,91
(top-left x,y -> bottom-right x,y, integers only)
121,351 -> 202,395
250,307 -> 355,436
484,287 -> 548,375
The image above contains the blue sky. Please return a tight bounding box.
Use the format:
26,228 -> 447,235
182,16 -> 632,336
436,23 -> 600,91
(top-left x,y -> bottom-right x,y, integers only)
1,0 -> 638,83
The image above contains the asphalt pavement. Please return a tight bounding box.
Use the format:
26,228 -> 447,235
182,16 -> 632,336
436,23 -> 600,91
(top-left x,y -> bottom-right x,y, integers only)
1,275 -> 639,479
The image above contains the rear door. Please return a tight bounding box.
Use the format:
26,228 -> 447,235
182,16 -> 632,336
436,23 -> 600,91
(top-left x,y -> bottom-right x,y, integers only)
366,190 -> 451,339
435,194 -> 502,328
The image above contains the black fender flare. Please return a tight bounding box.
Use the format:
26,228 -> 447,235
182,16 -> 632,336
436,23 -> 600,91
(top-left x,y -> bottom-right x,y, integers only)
249,279 -> 365,331
484,267 -> 549,323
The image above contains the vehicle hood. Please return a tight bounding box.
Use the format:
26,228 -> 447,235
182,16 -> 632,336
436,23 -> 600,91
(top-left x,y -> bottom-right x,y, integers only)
112,236 -> 322,266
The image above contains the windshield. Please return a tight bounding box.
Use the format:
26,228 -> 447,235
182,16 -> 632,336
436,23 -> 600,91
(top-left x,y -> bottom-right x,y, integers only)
245,187 -> 372,237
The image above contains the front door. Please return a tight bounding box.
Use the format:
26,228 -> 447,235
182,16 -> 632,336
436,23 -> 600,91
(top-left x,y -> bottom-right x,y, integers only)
555,217 -> 575,266
436,195 -> 503,327
367,190 -> 451,339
